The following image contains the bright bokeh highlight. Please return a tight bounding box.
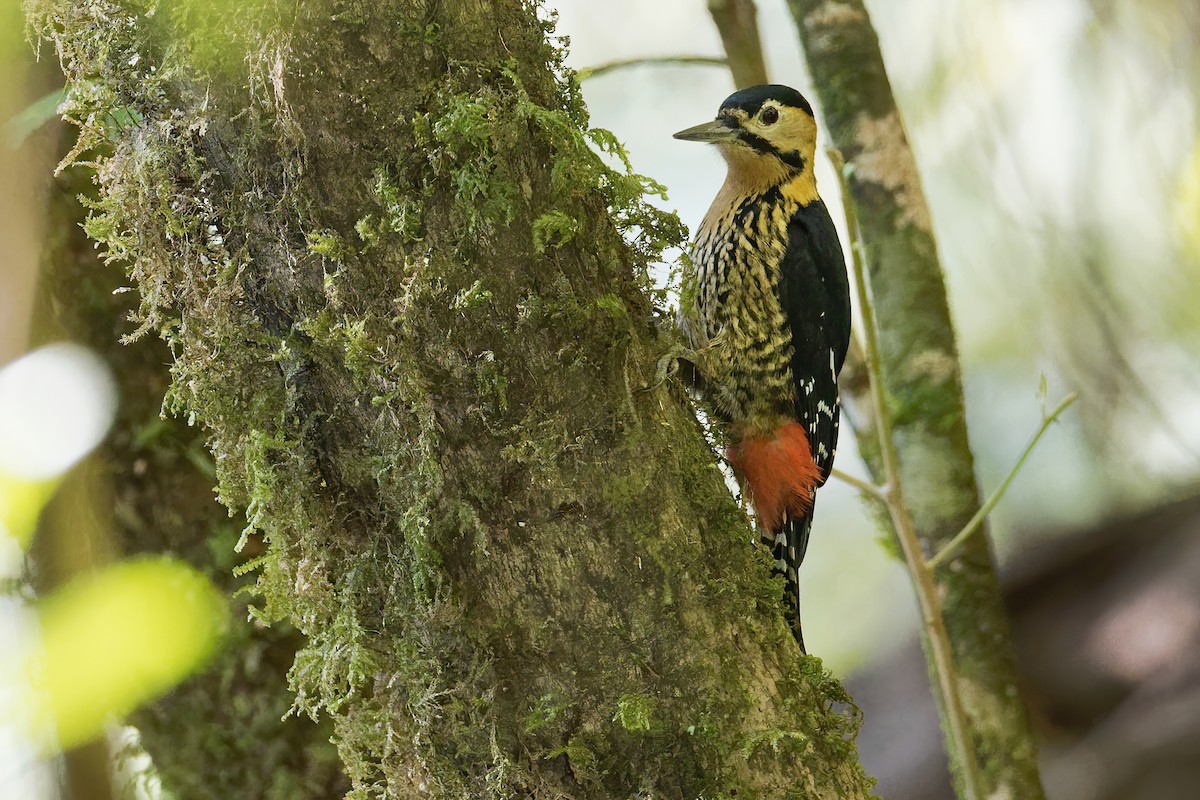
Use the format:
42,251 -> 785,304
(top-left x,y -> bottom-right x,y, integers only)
0,343 -> 117,549
0,343 -> 117,480
22,558 -> 226,752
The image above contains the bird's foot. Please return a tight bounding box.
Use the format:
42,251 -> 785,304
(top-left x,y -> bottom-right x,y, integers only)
649,344 -> 700,391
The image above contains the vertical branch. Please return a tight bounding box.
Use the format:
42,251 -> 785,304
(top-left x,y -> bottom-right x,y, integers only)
835,156 -> 984,799
0,0 -> 52,365
786,2 -> 1047,799
707,0 -> 770,88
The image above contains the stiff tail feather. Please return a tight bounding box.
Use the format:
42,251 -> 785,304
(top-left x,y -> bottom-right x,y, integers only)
727,421 -> 822,653
772,508 -> 813,653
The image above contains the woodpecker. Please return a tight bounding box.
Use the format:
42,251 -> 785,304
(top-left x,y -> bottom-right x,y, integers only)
673,84 -> 851,652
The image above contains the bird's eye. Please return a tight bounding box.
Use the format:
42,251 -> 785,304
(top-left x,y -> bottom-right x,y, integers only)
761,106 -> 779,125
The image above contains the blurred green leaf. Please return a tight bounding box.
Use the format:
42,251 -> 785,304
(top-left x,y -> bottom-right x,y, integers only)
24,557 -> 227,751
0,468 -> 56,548
4,89 -> 66,148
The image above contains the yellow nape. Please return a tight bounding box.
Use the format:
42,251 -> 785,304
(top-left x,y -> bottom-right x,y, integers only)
781,169 -> 820,207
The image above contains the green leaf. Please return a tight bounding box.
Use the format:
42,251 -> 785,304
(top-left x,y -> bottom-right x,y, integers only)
0,468 -> 56,549
23,558 -> 227,751
4,89 -> 66,148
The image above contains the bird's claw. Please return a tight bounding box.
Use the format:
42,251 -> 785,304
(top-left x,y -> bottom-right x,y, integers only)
649,345 -> 698,391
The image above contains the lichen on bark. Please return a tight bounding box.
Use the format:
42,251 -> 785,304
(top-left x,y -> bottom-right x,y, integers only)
27,0 -> 876,796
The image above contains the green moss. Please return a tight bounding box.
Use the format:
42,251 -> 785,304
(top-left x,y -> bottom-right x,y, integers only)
452,279 -> 494,309
306,230 -> 345,259
473,352 -> 509,413
521,693 -> 571,735
739,728 -> 810,759
545,739 -> 597,774
35,86 -> 350,800
532,210 -> 579,252
612,694 -> 655,733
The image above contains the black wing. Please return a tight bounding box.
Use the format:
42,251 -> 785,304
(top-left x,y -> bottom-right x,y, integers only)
768,198 -> 850,652
776,198 -> 851,483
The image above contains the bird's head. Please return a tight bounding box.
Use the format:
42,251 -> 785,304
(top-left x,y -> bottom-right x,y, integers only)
674,84 -> 817,185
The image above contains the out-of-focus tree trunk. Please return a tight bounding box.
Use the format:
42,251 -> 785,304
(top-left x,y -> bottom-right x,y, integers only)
28,0 -> 874,796
786,2 -> 1046,798
708,0 -> 770,88
1,0 -> 52,364
34,132 -> 348,799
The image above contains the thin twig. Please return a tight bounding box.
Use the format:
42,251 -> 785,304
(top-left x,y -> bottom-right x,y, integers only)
829,468 -> 887,503
580,56 -> 728,81
929,392 -> 1078,570
831,148 -> 986,800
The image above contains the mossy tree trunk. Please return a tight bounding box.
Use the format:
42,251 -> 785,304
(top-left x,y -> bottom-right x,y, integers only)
34,154 -> 348,799
786,2 -> 1046,798
28,0 -> 875,796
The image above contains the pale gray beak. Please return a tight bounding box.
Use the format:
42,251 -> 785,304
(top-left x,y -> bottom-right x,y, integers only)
672,117 -> 740,143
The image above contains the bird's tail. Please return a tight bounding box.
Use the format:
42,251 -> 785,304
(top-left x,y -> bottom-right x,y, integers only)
726,421 -> 822,653
771,507 -> 813,653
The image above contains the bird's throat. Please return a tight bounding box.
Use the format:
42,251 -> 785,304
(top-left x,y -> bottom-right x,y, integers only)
700,161 -> 819,238
713,151 -> 818,210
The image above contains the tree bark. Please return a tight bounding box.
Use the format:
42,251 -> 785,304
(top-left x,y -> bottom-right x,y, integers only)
786,2 -> 1045,798
34,130 -> 349,800
29,0 -> 874,796
708,0 -> 770,89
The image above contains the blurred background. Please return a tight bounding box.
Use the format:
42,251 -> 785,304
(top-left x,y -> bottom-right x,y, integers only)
554,1 -> 1200,798
3,0 -> 1199,798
